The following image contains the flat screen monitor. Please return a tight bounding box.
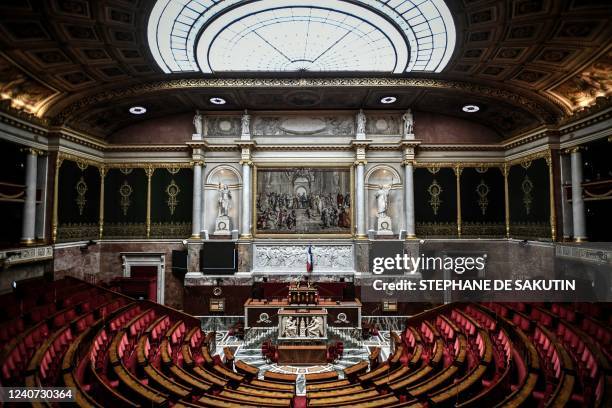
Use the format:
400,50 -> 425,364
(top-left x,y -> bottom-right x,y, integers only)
200,242 -> 237,274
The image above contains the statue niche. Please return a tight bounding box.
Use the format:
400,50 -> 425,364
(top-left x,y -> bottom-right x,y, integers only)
214,183 -> 232,236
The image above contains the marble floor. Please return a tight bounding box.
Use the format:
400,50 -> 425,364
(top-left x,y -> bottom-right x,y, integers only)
213,329 -> 397,394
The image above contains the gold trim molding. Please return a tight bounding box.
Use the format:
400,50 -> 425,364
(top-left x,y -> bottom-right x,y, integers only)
54,77 -> 560,123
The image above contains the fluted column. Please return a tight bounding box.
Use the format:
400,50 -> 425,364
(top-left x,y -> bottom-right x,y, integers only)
191,161 -> 203,238
200,175 -> 206,237
399,140 -> 419,239
240,161 -> 252,238
404,162 -> 415,238
355,161 -> 366,238
570,148 -> 587,241
560,154 -> 573,240
21,148 -> 39,244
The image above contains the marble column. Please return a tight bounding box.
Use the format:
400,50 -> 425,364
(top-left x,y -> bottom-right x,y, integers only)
560,154 -> 573,240
355,162 -> 366,237
241,162 -> 252,238
200,177 -> 206,237
191,162 -> 203,238
21,149 -> 38,244
404,162 -> 415,238
570,148 -> 587,241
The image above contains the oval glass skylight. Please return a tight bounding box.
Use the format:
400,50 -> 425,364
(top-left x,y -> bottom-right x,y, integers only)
148,0 -> 456,74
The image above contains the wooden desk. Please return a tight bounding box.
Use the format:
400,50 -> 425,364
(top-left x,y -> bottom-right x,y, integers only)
277,344 -> 327,365
263,371 -> 298,383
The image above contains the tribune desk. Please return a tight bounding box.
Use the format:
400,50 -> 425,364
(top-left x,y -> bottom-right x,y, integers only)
277,344 -> 328,365
244,297 -> 362,329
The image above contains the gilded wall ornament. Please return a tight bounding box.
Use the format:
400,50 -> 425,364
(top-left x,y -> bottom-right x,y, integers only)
76,161 -> 88,171
428,179 -> 443,215
522,175 -> 534,215
119,168 -> 133,175
167,167 -> 181,175
165,179 -> 180,215
476,179 -> 490,215
427,166 -> 441,174
119,180 -> 133,216
75,176 -> 87,215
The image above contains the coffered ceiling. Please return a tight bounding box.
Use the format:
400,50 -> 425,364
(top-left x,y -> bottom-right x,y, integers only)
0,0 -> 610,140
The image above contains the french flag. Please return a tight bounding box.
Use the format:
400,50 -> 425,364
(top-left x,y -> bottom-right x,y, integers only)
306,245 -> 314,273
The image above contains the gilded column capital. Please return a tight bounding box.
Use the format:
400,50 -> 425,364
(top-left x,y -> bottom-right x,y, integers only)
353,159 -> 367,166
239,159 -> 254,166
564,146 -> 585,154
99,166 -> 108,178
144,166 -> 155,178
190,160 -> 206,167
401,159 -> 416,167
22,147 -> 45,156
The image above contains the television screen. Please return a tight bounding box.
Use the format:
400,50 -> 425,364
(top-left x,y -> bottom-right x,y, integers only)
200,242 -> 237,274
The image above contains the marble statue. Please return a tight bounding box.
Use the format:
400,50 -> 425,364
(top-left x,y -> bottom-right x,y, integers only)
376,184 -> 391,217
193,110 -> 203,135
307,316 -> 323,337
214,183 -> 232,235
217,183 -> 231,217
402,109 -> 414,136
241,109 -> 251,137
283,316 -> 297,337
356,108 -> 366,135
375,184 -> 393,235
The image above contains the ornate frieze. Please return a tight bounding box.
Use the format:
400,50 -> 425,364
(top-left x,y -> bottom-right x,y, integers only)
509,222 -> 550,238
555,244 -> 611,265
57,223 -> 98,242
366,115 -> 400,135
0,245 -> 53,266
252,243 -> 354,273
252,115 -> 354,136
149,222 -> 191,238
103,222 -> 147,238
416,222 -> 458,237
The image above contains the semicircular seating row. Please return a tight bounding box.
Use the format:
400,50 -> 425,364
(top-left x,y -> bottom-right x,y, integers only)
0,277 -> 610,407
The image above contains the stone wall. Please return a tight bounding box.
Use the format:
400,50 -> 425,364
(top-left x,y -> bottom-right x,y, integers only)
52,241 -> 185,310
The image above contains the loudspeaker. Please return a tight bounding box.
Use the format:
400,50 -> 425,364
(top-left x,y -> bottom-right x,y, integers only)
231,230 -> 239,240
171,250 -> 188,275
368,229 -> 375,239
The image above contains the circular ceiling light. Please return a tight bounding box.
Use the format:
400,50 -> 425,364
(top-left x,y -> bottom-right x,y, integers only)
380,96 -> 397,104
129,106 -> 147,115
210,97 -> 226,105
462,104 -> 480,113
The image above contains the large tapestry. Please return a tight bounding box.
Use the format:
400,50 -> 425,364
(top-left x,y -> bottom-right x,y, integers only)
255,168 -> 351,234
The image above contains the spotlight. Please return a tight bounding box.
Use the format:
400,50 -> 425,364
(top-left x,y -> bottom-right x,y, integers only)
462,104 -> 480,113
210,97 -> 226,105
419,239 -> 425,244
380,96 -> 397,104
129,106 -> 146,115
